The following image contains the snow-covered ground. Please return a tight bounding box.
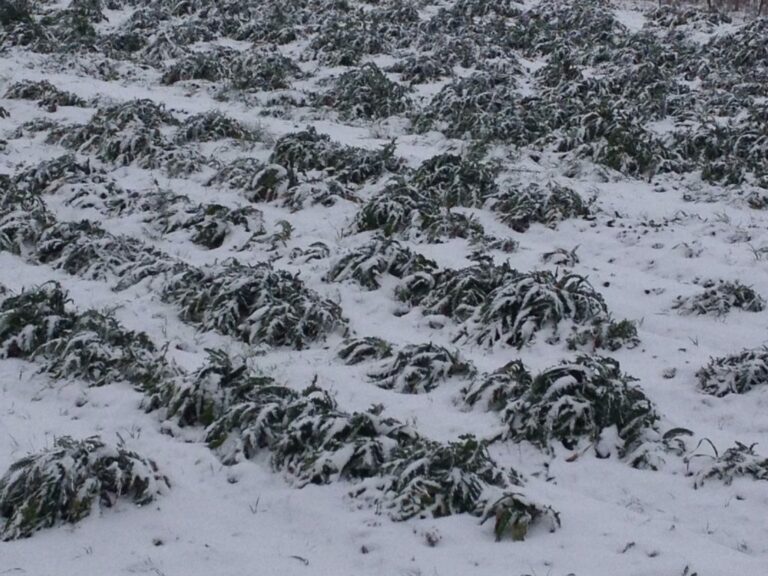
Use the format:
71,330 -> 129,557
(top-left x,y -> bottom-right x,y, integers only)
2,0 -> 768,574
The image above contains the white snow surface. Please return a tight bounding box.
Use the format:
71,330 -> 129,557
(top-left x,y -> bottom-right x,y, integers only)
1,1 -> 768,575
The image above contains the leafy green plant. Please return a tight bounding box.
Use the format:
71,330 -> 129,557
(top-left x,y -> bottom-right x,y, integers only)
566,318 -> 640,352
673,280 -> 765,316
501,355 -> 659,459
697,347 -> 768,396
411,154 -> 498,208
690,442 -> 768,488
338,337 -> 394,365
0,436 -> 166,540
325,238 -> 438,291
367,343 -> 475,394
466,271 -> 609,348
316,63 -> 412,120
462,360 -> 531,412
175,110 -> 258,143
488,182 -> 590,232
4,80 -> 86,107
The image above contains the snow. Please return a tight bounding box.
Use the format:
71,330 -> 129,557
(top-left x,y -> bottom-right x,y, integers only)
2,0 -> 768,574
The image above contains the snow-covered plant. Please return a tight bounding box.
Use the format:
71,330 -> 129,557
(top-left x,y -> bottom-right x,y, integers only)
690,442 -> 768,488
467,271 -> 609,348
501,356 -> 659,459
4,80 -> 86,108
673,280 -> 765,316
541,246 -> 580,267
0,436 -> 166,540
33,221 -> 175,289
351,180 -> 434,237
226,47 -> 301,92
338,337 -> 394,365
161,46 -> 238,85
289,241 -> 330,264
696,347 -> 768,397
310,11 -> 387,66
270,127 -> 402,185
282,179 -> 355,212
55,99 -> 178,168
0,282 -> 71,359
363,433 -> 560,539
0,181 -> 53,254
13,154 -> 94,196
387,54 -> 453,85
367,343 -> 474,394
419,263 -> 516,319
411,153 -> 498,208
325,238 -> 438,290
175,110 -> 258,143
462,360 -> 531,412
566,318 -> 640,352
150,349 -> 273,428
206,157 -> 265,192
489,182 -> 590,232
243,165 -> 290,203
272,402 -> 415,486
414,72 -> 528,142
317,63 -> 412,120
162,259 -> 346,349
158,203 -> 264,249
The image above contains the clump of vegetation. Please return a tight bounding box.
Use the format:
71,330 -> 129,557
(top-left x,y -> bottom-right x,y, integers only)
160,46 -> 238,85
13,154 -> 95,196
360,434 -> 560,540
0,282 -> 168,390
206,158 -> 265,192
414,72 -> 529,142
466,271 -> 609,348
411,154 -> 498,208
0,436 -> 166,541
158,203 -> 265,250
325,238 -> 438,291
697,347 -> 768,397
673,280 -> 765,316
270,127 -> 403,185
500,356 -> 659,459
367,343 -> 474,394
419,263 -> 516,319
175,110 -> 258,143
691,442 -> 768,488
162,259 -> 346,349
488,182 -> 590,232
4,80 -> 86,108
338,337 -> 394,365
463,360 -> 531,412
316,63 -> 412,120
351,180 -> 434,237
55,99 -> 178,168
566,318 -> 640,352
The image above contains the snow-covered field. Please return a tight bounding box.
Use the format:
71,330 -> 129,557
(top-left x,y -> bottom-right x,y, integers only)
2,0 -> 768,574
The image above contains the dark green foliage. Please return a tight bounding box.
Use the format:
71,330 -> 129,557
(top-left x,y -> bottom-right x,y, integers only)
0,282 -> 70,359
352,180 -> 433,237
0,179 -> 53,254
316,63 -> 412,120
34,220 -> 175,289
244,165 -> 289,203
159,203 -> 265,250
55,99 -> 178,168
175,110 -> 258,143
206,158 -> 265,192
419,263 -> 516,319
462,360 -> 531,412
161,46 -> 239,85
411,154 -> 498,208
325,238 -> 438,290
0,283 -> 167,390
162,259 -> 346,349
482,492 -> 561,542
673,280 -> 765,316
489,182 -> 590,232
692,442 -> 768,488
697,347 -> 768,397
566,318 -> 640,352
13,154 -> 93,196
226,47 -> 301,92
414,72 -> 529,142
4,80 -> 86,108
467,271 -> 609,348
150,349 -> 274,428
289,241 -> 330,264
501,356 -> 659,458
0,436 -> 165,540
338,337 -> 393,365
387,55 -> 453,85
270,127 -> 403,185
367,343 -> 475,394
